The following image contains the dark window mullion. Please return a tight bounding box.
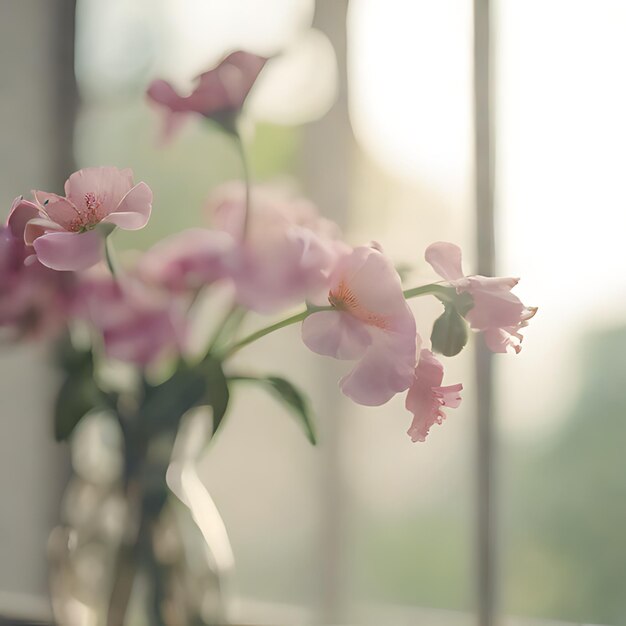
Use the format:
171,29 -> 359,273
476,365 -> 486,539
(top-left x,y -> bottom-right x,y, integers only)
473,1 -> 497,625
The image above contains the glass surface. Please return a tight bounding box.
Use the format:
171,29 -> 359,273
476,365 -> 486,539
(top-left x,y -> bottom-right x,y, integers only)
346,1 -> 475,621
497,3 -> 626,625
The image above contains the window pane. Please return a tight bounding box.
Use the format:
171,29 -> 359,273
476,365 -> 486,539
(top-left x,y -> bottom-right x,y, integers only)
497,3 -> 626,624
74,0 -> 329,616
347,1 -> 475,621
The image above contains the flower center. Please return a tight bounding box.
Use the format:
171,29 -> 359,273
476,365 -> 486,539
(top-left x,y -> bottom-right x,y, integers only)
328,280 -> 389,329
69,192 -> 103,232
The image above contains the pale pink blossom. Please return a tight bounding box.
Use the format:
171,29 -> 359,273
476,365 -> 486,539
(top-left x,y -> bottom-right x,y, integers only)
302,245 -> 418,406
137,228 -> 234,293
405,349 -> 462,442
207,181 -> 344,313
0,198 -> 76,338
425,241 -> 537,353
10,167 -> 152,271
75,275 -> 184,366
147,51 -> 267,137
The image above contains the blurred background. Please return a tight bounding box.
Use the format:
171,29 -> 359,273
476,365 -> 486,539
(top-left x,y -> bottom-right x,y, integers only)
2,0 -> 626,625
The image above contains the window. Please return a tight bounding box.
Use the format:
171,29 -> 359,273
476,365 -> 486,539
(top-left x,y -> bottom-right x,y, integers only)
2,1 -> 623,624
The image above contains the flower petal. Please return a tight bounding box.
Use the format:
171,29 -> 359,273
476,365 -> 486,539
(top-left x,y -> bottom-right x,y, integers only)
160,111 -> 190,144
232,226 -> 336,313
7,198 -> 40,239
33,230 -> 103,271
208,181 -> 342,312
32,192 -> 79,231
329,246 -> 413,328
103,310 -> 180,366
304,245 -> 418,406
104,182 -> 153,230
65,166 -> 134,214
216,51 -> 267,109
32,190 -> 62,208
147,52 -> 266,119
191,52 -> 267,114
340,328 -> 419,406
24,218 -> 63,245
146,79 -> 189,112
464,280 -> 526,330
76,274 -> 185,366
405,350 -> 463,442
438,384 -> 464,409
425,241 -> 465,282
482,326 -> 524,354
302,310 -> 371,360
138,228 -> 233,292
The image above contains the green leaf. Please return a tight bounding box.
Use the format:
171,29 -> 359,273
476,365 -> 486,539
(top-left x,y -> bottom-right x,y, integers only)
204,357 -> 230,436
138,358 -> 230,439
139,364 -> 209,436
55,336 -> 94,376
431,305 -> 469,357
54,340 -> 99,441
231,375 -> 317,445
54,374 -> 99,441
266,377 -> 317,445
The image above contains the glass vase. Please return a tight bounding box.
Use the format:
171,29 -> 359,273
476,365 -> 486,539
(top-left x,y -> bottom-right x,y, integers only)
48,410 -> 233,626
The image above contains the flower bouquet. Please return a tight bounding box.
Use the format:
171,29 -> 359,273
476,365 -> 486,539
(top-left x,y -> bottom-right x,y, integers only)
1,51 -> 535,625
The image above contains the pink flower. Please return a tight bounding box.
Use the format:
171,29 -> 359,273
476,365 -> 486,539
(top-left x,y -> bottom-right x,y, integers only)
10,167 -> 152,271
405,349 -> 462,442
75,275 -> 184,366
425,241 -> 537,354
207,181 -> 344,313
147,51 -> 267,136
137,228 -> 234,294
0,198 -> 76,338
302,245 -> 418,406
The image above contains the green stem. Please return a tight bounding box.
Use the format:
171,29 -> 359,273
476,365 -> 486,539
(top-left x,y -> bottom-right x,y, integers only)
220,284 -> 451,360
105,235 -> 119,279
222,305 -> 247,342
403,283 -> 455,302
207,302 -> 242,353
233,132 -> 251,239
221,308 -> 327,359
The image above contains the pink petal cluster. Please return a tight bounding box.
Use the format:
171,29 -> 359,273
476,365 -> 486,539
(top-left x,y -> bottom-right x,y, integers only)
302,245 -> 418,406
147,51 -> 267,136
75,275 -> 184,366
405,349 -> 463,442
10,167 -> 152,271
207,182 -> 344,313
425,242 -> 537,353
0,198 -> 75,338
300,243 -> 464,440
137,228 -> 234,294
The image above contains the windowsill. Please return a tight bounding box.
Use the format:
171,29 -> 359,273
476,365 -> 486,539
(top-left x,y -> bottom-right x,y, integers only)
234,599 -> 604,626
0,592 -> 603,626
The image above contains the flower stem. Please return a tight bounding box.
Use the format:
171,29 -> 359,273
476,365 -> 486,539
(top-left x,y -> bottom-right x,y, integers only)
403,283 -> 455,302
221,307 -> 330,359
207,302 -> 243,353
219,285 -> 451,359
105,235 -> 119,279
233,132 -> 251,239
